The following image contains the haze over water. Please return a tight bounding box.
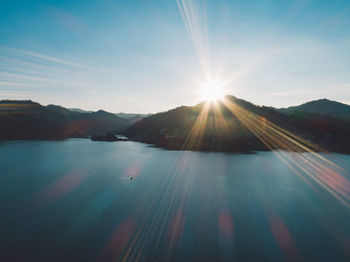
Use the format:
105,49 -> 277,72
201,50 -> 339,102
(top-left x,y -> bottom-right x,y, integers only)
1,139 -> 350,261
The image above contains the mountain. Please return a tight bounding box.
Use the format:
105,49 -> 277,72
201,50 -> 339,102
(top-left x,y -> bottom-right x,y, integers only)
70,110 -> 130,135
1,97 -> 350,153
0,100 -> 130,140
279,99 -> 350,120
115,113 -> 152,124
123,96 -> 350,153
69,109 -> 150,124
68,108 -> 94,114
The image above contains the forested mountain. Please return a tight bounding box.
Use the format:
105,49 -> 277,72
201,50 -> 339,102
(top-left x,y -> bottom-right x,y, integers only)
1,97 -> 350,153
0,100 -> 130,140
279,99 -> 350,120
115,113 -> 152,124
123,96 -> 350,153
68,109 -> 151,124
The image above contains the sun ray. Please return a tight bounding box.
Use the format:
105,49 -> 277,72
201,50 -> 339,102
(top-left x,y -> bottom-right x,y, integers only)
118,103 -> 211,261
222,98 -> 350,208
176,0 -> 211,77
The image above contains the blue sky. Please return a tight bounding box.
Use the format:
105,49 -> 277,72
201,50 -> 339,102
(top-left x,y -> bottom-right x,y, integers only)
0,0 -> 349,113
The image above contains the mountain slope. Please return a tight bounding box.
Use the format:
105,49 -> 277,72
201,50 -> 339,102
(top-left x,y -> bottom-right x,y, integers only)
280,99 -> 350,120
115,113 -> 152,124
1,98 -> 350,153
70,110 -> 130,135
0,100 -> 130,140
123,96 -> 350,153
68,108 -> 94,114
68,109 -> 150,124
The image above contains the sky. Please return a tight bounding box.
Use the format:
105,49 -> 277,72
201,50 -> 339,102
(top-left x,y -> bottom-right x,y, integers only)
0,0 -> 350,113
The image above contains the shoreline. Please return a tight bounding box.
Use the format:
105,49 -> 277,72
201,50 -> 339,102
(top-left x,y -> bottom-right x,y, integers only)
1,137 -> 348,154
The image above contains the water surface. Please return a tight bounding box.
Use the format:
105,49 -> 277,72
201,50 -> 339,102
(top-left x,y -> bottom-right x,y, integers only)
1,139 -> 350,261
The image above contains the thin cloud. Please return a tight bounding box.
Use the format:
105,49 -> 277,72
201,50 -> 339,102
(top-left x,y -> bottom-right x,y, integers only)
0,46 -> 94,71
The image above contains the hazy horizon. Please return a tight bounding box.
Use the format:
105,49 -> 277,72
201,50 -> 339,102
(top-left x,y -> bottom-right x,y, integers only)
1,0 -> 350,112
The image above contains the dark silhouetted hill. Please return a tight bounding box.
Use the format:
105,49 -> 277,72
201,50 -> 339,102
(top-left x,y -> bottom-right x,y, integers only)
69,109 -> 151,124
2,98 -> 350,153
279,99 -> 350,120
68,108 -> 94,114
0,100 -> 130,140
123,96 -> 350,153
115,113 -> 152,124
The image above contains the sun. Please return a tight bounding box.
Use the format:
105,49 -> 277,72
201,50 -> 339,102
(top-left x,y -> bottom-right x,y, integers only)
200,79 -> 225,102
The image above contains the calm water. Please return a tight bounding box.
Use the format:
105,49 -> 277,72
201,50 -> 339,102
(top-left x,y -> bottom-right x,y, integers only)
1,139 -> 350,261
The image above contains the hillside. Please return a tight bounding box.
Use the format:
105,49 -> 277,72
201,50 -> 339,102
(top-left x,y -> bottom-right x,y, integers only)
0,100 -> 130,140
68,108 -> 94,114
68,110 -> 151,124
1,98 -> 350,153
279,99 -> 350,120
115,113 -> 152,124
123,96 -> 350,153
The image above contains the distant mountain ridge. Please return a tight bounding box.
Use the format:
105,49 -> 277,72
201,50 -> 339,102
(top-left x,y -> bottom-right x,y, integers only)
68,108 -> 94,114
279,99 -> 350,120
0,100 -> 130,140
115,113 -> 152,124
68,108 -> 151,124
1,98 -> 350,153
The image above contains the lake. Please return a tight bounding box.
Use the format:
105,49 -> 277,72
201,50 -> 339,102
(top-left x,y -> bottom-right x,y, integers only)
1,139 -> 350,261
